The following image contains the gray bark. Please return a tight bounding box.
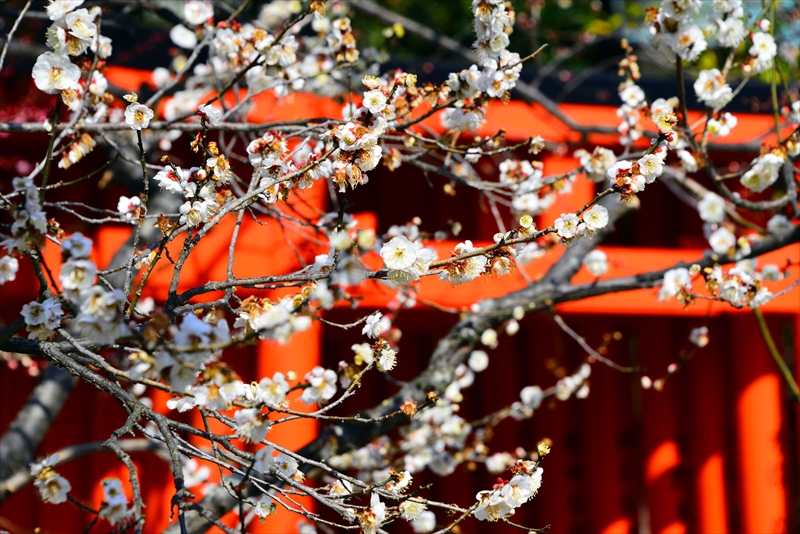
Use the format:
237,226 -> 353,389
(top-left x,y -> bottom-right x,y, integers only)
0,364 -> 77,489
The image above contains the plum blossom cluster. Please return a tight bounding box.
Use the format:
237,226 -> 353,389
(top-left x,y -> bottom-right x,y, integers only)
440,1 -> 523,131
703,262 -> 776,309
438,240 -> 489,284
35,0 -> 112,131
325,73 -> 419,193
59,233 -> 131,345
617,79 -> 646,146
659,260 -> 779,309
746,22 -> 777,74
2,177 -> 48,252
740,150 -> 787,194
151,148 -> 229,228
234,294 -> 311,344
650,0 -> 706,63
508,363 -> 592,423
606,140 -> 669,200
299,366 -> 338,405
554,204 -> 609,244
6,0 -> 796,532
148,312 -> 231,394
177,2 -> 357,99
474,460 -> 543,521
97,478 -> 133,526
327,358 -> 488,492
501,159 -> 556,217
708,0 -> 746,49
574,147 -> 617,183
694,69 -> 732,110
706,112 -> 737,138
395,362 -> 486,478
21,297 -> 64,341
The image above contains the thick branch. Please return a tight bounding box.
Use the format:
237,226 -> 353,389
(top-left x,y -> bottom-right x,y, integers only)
0,364 -> 77,483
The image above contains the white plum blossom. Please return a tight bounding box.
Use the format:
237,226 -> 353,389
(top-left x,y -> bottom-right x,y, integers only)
234,408 -> 270,443
124,103 -> 154,130
659,267 -> 692,301
480,329 -> 497,347
662,0 -> 701,21
30,455 -> 71,504
381,235 -> 417,270
698,192 -> 726,223
352,343 -> 374,365
0,256 -> 19,284
377,347 -> 397,372
362,89 -> 387,114
749,32 -> 776,73
65,8 -> 96,41
90,35 -> 112,58
709,227 -> 736,255
767,214 -> 793,235
254,498 -> 276,519
554,213 -> 580,239
154,167 -> 190,195
468,350 -> 489,373
486,452 -> 513,474
32,52 -> 81,94
411,510 -> 437,533
689,326 -> 709,347
98,481 -> 132,526
198,104 -> 221,125
170,24 -> 197,49
399,501 -> 427,521
520,385 -> 543,409
694,69 -> 732,109
707,112 -> 737,137
299,366 -> 338,405
22,298 -> 64,340
184,0 -> 213,25
637,154 -> 664,183
60,259 -> 97,292
100,478 -> 128,505
46,0 -> 84,21
716,17 -> 746,48
583,249 -> 608,277
750,287 -> 772,309
582,205 -> 609,232
274,453 -> 299,478
117,195 -> 141,221
34,473 -> 71,504
257,372 -> 290,407
441,108 -> 484,131
658,23 -> 707,63
473,488 -> 515,521
619,83 -> 645,107
362,312 -> 389,339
